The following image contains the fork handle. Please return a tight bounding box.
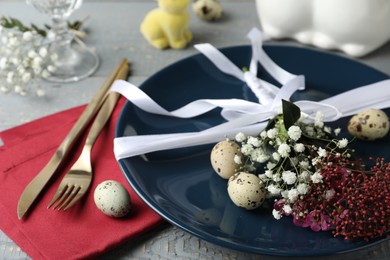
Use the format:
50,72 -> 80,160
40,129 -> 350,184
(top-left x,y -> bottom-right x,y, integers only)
83,62 -> 129,148
84,92 -> 121,149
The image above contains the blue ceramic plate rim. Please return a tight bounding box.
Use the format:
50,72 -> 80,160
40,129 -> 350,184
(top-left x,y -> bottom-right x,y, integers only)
115,44 -> 390,257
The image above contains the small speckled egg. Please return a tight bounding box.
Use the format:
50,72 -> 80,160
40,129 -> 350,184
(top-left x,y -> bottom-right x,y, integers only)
348,108 -> 389,140
94,180 -> 132,218
227,172 -> 266,210
192,0 -> 223,21
210,140 -> 243,179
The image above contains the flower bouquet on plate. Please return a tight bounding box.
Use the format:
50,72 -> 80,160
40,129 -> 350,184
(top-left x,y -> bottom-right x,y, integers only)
212,99 -> 390,241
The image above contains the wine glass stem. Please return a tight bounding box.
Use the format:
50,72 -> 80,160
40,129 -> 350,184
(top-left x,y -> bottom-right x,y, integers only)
51,16 -> 77,65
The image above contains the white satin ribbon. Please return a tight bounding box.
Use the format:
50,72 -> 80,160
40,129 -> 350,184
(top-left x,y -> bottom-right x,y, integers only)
111,28 -> 390,160
194,28 -> 304,105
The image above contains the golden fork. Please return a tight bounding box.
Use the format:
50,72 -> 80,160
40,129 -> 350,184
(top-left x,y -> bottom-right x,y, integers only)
47,62 -> 129,210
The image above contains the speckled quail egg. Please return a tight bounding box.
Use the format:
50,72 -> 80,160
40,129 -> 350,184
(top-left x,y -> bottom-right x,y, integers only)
227,172 -> 266,210
210,140 -> 243,179
94,180 -> 132,218
192,0 -> 223,21
347,108 -> 389,140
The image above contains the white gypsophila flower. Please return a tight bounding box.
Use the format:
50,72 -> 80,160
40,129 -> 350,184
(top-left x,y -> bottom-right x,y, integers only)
47,65 -> 56,72
267,184 -> 281,195
260,130 -> 267,139
325,189 -> 335,199
338,138 -> 348,149
275,137 -> 283,146
324,126 -> 332,134
281,190 -> 289,199
317,147 -> 327,158
41,70 -> 50,79
6,72 -> 14,83
17,66 -> 26,75
299,160 -> 309,169
272,209 -> 282,220
294,143 -> 305,153
265,170 -> 273,178
0,85 -> 8,93
22,31 -> 33,41
267,162 -> 276,170
241,143 -> 253,156
312,157 -> 323,168
8,36 -> 18,46
33,56 -> 43,68
287,188 -> 299,202
235,132 -> 246,142
0,27 -> 54,97
272,152 -> 281,161
14,85 -> 22,93
39,47 -> 48,58
272,173 -> 281,182
334,128 -> 341,136
278,143 -> 291,158
287,125 -> 302,141
267,128 -> 278,139
283,204 -> 292,214
10,57 -> 20,65
233,154 -> 242,165
247,136 -> 261,147
311,171 -> 323,184
28,49 -> 38,58
282,170 -> 297,185
22,72 -> 32,83
36,88 -> 45,97
251,149 -> 269,163
0,57 -> 7,69
305,126 -> 315,137
297,183 -> 308,195
299,171 -> 310,182
314,111 -> 324,128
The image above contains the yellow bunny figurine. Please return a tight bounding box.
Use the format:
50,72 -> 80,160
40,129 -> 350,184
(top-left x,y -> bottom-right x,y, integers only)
140,0 -> 193,49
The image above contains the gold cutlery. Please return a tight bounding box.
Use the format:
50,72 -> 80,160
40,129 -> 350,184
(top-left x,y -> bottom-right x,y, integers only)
47,62 -> 129,210
17,59 -> 129,219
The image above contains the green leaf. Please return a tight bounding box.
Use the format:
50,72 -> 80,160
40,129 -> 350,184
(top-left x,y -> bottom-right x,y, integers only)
1,17 -> 14,28
31,24 -> 47,37
282,99 -> 301,129
10,17 -> 28,32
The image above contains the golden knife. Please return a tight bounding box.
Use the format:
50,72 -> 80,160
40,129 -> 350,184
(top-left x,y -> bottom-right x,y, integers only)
17,59 -> 129,220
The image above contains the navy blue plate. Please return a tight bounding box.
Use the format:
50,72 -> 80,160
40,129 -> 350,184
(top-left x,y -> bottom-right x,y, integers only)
115,45 -> 390,256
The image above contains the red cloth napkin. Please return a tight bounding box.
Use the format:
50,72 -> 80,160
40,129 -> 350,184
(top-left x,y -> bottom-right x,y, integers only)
0,98 -> 164,259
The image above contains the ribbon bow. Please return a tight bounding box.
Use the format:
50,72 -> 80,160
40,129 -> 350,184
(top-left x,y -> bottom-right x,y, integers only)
111,28 -> 390,160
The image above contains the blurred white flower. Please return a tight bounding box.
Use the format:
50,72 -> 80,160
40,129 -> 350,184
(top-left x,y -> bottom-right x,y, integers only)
282,170 -> 297,185
278,143 -> 291,158
39,47 -> 48,58
338,138 -> 348,149
288,125 -> 302,141
311,171 -> 323,184
22,31 -> 33,41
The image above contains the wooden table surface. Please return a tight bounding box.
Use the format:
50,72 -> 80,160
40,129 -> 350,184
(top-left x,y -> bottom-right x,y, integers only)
1,1 -> 390,259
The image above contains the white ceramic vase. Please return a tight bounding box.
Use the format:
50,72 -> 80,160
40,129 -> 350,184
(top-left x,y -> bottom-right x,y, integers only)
256,0 -> 390,57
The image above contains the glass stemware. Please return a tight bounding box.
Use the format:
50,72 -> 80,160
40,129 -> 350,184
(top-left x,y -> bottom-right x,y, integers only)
26,0 -> 99,83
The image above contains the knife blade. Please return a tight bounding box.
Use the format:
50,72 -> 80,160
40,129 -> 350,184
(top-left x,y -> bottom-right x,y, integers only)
17,59 -> 129,220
